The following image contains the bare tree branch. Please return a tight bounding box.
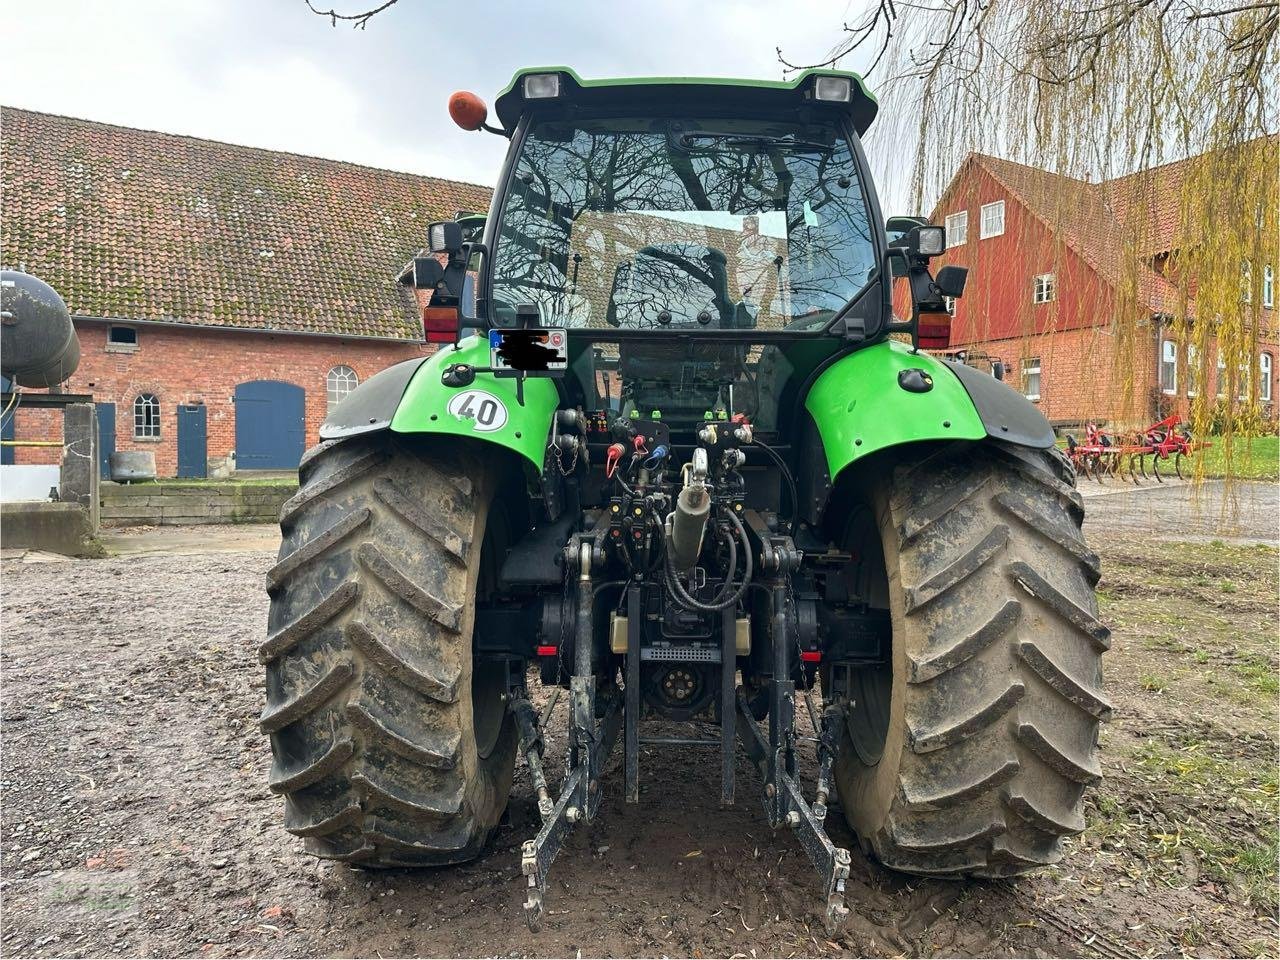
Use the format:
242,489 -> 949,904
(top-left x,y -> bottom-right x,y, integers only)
304,0 -> 402,29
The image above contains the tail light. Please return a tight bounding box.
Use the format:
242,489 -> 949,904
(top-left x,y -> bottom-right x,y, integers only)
916,311 -> 951,349
422,305 -> 457,344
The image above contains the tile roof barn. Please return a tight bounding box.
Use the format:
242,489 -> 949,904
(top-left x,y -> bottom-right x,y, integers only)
0,107 -> 493,479
1,106 -> 491,340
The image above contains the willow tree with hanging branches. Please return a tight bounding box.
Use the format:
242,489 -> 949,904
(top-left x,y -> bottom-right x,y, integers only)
783,0 -> 1278,476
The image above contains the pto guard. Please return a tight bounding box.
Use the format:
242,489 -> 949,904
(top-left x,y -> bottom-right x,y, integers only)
804,339 -> 1054,482
319,336 -> 558,472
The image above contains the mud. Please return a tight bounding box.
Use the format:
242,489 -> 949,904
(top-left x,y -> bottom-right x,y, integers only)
1,528 -> 1275,958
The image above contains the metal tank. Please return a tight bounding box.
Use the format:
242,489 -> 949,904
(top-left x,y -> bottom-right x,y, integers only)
1,271 -> 81,388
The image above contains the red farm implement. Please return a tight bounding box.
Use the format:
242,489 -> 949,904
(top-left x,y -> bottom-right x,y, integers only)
1065,415 -> 1210,483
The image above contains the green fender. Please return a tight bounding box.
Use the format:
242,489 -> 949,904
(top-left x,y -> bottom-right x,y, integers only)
389,336 -> 559,472
804,340 -> 987,479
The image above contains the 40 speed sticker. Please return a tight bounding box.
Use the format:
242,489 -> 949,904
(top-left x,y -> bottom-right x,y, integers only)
446,390 -> 508,432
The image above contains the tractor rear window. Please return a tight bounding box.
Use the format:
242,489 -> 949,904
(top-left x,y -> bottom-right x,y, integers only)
490,116 -> 877,336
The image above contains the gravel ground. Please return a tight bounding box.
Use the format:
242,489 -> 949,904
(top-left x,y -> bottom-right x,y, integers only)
1,488 -> 1276,958
1078,479 -> 1278,545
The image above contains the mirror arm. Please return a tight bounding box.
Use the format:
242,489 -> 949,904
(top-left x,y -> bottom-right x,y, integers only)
452,242 -> 490,346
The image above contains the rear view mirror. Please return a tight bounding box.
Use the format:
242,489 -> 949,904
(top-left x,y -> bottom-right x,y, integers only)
886,215 -> 928,247
410,257 -> 444,289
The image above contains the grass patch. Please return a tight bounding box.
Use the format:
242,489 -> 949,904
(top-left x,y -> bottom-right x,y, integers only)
1155,826 -> 1280,911
1232,657 -> 1280,697
1130,736 -> 1279,909
1195,434 -> 1279,480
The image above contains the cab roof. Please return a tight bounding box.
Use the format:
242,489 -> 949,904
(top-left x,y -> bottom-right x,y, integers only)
492,67 -> 878,136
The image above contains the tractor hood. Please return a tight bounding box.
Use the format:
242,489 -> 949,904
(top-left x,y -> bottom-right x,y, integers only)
492,67 -> 878,136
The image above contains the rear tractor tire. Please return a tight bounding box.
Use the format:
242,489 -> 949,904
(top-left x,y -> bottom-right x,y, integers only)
261,435 -> 517,866
832,441 -> 1110,878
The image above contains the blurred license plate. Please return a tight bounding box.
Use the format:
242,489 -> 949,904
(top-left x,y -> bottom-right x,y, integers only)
489,328 -> 568,373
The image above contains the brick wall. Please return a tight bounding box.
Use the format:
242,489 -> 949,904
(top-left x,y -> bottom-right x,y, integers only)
951,326 -> 1151,425
10,320 -> 429,475
954,325 -> 1278,427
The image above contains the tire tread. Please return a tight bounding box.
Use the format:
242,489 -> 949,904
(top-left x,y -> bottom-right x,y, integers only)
839,440 -> 1107,878
262,435 -> 513,867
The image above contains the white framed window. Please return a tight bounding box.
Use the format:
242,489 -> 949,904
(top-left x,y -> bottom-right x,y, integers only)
1217,352 -> 1228,398
133,393 -> 160,439
1238,363 -> 1250,401
979,201 -> 1005,239
1186,343 -> 1199,397
1032,273 -> 1056,304
326,365 -> 359,411
944,211 -> 968,248
944,295 -> 956,316
1160,340 -> 1177,394
1264,265 -> 1274,308
1260,352 -> 1273,403
1021,357 -> 1041,400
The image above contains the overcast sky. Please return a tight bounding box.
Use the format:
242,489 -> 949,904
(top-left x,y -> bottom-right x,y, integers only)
1,1 -> 903,196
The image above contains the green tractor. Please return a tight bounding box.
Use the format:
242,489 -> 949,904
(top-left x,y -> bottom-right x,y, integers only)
261,67 -> 1108,932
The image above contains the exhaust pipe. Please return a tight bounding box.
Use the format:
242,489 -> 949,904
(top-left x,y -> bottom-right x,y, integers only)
667,449 -> 711,572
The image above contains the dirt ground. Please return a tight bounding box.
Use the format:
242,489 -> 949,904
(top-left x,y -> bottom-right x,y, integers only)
2,487 -> 1277,958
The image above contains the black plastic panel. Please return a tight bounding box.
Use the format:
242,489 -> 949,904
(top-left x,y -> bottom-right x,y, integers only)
318,356 -> 429,440
942,359 -> 1056,449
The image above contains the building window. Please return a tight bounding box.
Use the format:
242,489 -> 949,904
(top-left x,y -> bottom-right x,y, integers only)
944,211 -> 967,247
1021,357 -> 1042,401
108,326 -> 138,347
944,295 -> 956,316
1032,273 -> 1056,304
1264,265 -> 1274,309
1217,353 -> 1228,398
979,201 -> 1005,239
133,393 -> 160,439
1161,340 -> 1177,394
1260,353 -> 1273,403
326,365 -> 359,411
1186,343 -> 1199,397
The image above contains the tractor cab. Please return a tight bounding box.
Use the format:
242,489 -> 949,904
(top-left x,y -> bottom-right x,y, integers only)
421,68 -> 893,434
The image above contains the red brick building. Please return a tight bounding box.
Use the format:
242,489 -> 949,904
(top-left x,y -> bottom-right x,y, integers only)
927,147 -> 1278,427
1,108 -> 490,476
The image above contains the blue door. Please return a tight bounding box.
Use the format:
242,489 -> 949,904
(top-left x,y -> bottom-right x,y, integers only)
234,380 -> 305,470
1,376 -> 13,465
176,403 -> 208,478
96,403 -> 116,479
